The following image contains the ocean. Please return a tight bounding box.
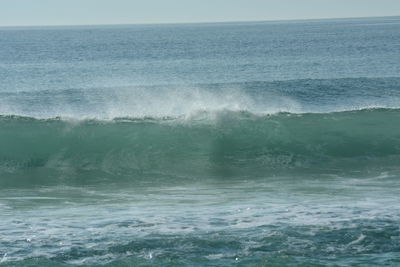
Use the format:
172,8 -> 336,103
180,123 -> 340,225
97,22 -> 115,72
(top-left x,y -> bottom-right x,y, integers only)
1,16 -> 400,266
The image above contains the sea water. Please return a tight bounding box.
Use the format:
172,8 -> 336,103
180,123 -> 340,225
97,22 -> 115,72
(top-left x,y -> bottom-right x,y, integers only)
1,17 -> 400,266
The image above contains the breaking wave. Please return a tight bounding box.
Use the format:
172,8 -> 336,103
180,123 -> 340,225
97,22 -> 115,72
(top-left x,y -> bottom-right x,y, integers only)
1,108 -> 400,187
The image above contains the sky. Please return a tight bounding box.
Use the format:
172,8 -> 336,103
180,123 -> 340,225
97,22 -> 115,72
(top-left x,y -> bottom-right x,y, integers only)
0,0 -> 399,27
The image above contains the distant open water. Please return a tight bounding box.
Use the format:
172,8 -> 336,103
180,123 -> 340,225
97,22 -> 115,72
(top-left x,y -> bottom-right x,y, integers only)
1,17 -> 400,266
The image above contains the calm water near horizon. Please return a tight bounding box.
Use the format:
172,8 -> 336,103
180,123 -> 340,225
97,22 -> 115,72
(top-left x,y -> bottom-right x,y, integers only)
1,16 -> 400,266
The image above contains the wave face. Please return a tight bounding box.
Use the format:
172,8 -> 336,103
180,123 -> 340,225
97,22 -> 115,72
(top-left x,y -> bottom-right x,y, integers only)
1,108 -> 400,187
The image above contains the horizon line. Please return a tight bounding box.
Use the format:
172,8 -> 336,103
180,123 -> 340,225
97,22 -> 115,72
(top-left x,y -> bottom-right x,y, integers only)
1,14 -> 399,28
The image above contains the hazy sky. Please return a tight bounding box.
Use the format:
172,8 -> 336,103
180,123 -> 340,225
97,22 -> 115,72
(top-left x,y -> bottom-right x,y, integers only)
1,0 -> 400,26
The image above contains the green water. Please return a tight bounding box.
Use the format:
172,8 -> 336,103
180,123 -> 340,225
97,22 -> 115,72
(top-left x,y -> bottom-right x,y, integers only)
1,109 -> 400,266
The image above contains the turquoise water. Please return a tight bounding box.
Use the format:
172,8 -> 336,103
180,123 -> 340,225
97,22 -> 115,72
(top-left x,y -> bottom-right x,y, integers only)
1,17 -> 400,266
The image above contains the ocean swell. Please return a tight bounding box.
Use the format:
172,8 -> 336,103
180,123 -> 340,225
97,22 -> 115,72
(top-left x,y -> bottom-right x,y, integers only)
1,108 -> 399,187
